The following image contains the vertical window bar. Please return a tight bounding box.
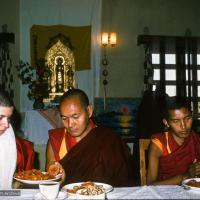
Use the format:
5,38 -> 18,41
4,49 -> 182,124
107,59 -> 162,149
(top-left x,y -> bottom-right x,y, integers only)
159,38 -> 166,93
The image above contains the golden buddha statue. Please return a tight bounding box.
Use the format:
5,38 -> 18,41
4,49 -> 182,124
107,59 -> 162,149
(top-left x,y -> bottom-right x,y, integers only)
44,40 -> 75,102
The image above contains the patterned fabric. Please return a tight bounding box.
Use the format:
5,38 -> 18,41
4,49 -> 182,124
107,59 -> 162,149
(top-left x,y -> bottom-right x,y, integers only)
0,26 -> 15,99
0,44 -> 14,98
143,44 -> 153,91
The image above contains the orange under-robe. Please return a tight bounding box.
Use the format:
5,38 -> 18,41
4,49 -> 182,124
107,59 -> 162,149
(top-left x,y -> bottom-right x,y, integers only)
48,128 -> 77,161
151,131 -> 200,181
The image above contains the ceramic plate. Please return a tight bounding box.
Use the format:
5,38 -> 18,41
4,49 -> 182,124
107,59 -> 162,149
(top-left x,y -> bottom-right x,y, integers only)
62,182 -> 113,196
182,178 -> 200,192
14,173 -> 62,185
34,191 -> 67,200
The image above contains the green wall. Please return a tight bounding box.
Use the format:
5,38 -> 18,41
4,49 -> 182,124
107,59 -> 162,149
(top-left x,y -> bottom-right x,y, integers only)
101,0 -> 200,98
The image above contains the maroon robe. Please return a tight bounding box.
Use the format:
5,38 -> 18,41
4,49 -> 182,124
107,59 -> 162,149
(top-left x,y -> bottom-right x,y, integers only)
152,131 -> 200,181
59,127 -> 134,187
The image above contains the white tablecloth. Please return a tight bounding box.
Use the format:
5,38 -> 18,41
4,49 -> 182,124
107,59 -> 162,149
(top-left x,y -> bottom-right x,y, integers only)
107,185 -> 200,199
0,185 -> 200,199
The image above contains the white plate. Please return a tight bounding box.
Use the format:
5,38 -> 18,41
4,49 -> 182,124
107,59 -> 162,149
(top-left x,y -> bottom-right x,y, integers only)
14,173 -> 62,185
182,178 -> 200,192
34,191 -> 67,200
62,182 -> 113,195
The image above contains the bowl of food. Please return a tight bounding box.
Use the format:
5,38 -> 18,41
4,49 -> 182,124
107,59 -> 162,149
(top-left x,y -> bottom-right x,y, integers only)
75,182 -> 106,199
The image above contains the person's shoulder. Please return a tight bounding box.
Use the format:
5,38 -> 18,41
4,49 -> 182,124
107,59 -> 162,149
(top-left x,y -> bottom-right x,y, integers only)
151,132 -> 165,140
94,126 -> 123,140
49,127 -> 65,135
150,132 -> 167,149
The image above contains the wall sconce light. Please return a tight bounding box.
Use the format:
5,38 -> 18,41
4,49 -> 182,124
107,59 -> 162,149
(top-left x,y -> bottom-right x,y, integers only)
101,32 -> 109,46
101,32 -> 117,47
101,32 -> 117,110
109,32 -> 117,46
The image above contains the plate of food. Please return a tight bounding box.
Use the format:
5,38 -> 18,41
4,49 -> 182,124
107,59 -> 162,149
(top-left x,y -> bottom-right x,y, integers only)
62,181 -> 113,196
14,169 -> 62,185
182,178 -> 200,192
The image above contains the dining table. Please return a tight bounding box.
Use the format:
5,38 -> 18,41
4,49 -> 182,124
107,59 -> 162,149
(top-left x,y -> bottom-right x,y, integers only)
0,185 -> 200,199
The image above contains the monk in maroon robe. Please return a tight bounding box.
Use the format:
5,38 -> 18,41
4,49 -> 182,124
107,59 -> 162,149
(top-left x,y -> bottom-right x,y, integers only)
147,96 -> 200,185
151,131 -> 200,182
46,89 -> 134,187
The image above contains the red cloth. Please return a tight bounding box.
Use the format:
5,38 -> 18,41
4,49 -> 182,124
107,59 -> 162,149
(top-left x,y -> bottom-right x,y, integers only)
59,127 -> 134,187
151,131 -> 200,181
16,136 -> 35,171
49,128 -> 77,161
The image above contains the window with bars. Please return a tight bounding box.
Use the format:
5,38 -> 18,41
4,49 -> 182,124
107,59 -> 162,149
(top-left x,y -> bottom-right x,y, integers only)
152,53 -> 177,96
137,35 -> 200,119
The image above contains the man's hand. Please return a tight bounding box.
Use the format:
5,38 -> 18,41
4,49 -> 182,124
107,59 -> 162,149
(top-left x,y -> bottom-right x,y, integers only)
188,160 -> 200,178
48,162 -> 66,185
48,162 -> 60,176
